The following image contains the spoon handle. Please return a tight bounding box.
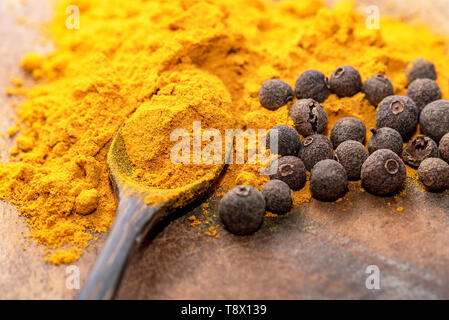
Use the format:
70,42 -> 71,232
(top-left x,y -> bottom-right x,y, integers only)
78,195 -> 158,300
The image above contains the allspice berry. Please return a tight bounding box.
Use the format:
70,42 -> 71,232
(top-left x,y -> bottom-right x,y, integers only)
298,134 -> 333,171
269,156 -> 306,190
406,78 -> 442,112
418,158 -> 449,192
330,117 -> 366,149
363,74 -> 394,107
438,133 -> 449,163
361,149 -> 406,195
289,98 -> 328,137
261,180 -> 292,214
401,135 -> 438,168
329,65 -> 362,97
310,159 -> 348,202
259,79 -> 294,111
219,185 -> 265,235
294,69 -> 330,103
405,58 -> 437,84
419,100 -> 449,142
266,125 -> 301,156
375,95 -> 419,140
367,127 -> 403,155
335,140 -> 368,181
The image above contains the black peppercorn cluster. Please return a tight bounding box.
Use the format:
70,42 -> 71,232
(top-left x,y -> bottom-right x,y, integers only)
259,65 -> 366,113
220,181 -> 294,235
220,58 -> 449,235
365,58 -> 449,193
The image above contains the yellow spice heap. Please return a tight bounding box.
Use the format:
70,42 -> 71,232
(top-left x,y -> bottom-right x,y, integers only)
1,0 -> 449,264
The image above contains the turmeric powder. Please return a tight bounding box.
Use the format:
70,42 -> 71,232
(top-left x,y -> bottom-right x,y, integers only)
121,68 -> 235,189
2,0 -> 449,264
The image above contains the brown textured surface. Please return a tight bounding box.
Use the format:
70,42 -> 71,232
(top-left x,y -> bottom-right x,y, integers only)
1,0 -> 449,300
117,182 -> 449,299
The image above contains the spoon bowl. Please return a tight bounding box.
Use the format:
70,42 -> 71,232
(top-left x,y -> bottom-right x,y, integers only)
78,126 -> 225,300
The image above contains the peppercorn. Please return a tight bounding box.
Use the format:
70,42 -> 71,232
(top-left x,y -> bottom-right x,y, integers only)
335,140 -> 368,181
329,65 -> 362,97
266,125 -> 301,156
361,149 -> 406,195
438,133 -> 449,163
375,95 -> 418,140
330,117 -> 366,149
406,78 -> 442,112
310,159 -> 348,201
405,58 -> 437,84
401,135 -> 438,168
418,158 -> 449,192
289,98 -> 328,137
367,127 -> 403,155
419,100 -> 449,142
298,134 -> 333,171
269,156 -> 306,190
362,74 -> 394,106
261,179 -> 292,214
294,69 -> 330,103
259,79 -> 294,111
219,185 -> 265,235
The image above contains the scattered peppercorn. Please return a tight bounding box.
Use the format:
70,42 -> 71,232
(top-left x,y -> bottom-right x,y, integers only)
330,117 -> 366,148
418,158 -> 449,192
405,58 -> 437,84
402,135 -> 438,168
375,95 -> 418,140
269,156 -> 306,190
261,180 -> 292,214
310,159 -> 348,201
219,185 -> 265,235
294,69 -> 330,103
298,134 -> 333,171
266,125 -> 301,156
259,79 -> 294,110
367,127 -> 403,155
419,99 -> 449,142
329,65 -> 362,97
289,98 -> 328,137
362,74 -> 394,107
335,140 -> 368,181
361,149 -> 406,195
438,133 -> 449,163
406,78 -> 442,112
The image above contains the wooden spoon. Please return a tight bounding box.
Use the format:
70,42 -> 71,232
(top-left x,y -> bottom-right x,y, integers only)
78,127 -> 225,300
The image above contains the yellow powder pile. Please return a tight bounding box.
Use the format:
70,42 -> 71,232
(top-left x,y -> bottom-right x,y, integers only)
1,0 -> 449,263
